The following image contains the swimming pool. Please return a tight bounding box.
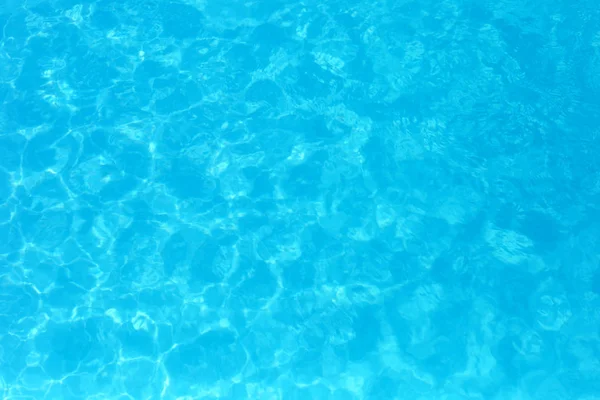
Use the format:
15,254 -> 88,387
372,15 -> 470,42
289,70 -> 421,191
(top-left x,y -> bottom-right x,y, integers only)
1,0 -> 599,399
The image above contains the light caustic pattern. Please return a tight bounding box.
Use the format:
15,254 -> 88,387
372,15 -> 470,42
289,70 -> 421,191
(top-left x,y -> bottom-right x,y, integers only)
1,0 -> 600,399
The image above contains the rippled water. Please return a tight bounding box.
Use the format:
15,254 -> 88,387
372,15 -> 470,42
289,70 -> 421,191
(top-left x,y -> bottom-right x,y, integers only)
1,0 -> 600,399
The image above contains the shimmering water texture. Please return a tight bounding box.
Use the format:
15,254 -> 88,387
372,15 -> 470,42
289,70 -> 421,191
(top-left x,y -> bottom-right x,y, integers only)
1,0 -> 600,399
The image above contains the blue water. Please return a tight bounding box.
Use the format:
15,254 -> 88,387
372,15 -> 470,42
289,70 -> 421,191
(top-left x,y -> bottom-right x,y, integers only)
1,0 -> 600,399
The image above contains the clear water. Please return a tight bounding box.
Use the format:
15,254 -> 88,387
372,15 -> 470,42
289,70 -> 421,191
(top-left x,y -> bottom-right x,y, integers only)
1,0 -> 599,399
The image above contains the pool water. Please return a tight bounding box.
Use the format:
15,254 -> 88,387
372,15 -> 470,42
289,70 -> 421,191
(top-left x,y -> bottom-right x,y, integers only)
1,0 -> 600,399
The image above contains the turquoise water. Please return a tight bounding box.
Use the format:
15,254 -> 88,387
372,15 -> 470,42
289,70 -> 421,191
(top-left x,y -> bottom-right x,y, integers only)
1,0 -> 600,399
